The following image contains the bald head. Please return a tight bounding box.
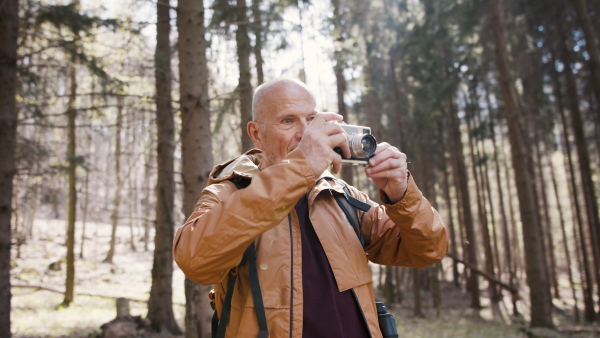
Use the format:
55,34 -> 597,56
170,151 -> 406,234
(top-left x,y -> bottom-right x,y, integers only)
252,78 -> 315,123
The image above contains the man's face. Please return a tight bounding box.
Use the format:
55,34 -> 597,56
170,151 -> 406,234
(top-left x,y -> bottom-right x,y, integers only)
250,85 -> 317,169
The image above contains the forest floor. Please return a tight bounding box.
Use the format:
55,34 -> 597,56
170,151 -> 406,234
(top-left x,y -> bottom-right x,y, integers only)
10,218 -> 600,337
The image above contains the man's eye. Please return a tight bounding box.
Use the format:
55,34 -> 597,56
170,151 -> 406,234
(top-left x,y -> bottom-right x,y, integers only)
308,116 -> 315,123
282,118 -> 293,124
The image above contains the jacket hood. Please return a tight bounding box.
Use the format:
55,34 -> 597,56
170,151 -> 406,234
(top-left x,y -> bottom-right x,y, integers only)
208,148 -> 263,185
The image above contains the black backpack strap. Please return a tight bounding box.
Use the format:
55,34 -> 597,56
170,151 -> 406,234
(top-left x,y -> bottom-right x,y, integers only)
230,176 -> 251,189
215,270 -> 237,338
332,179 -> 371,248
214,176 -> 268,338
245,243 -> 269,338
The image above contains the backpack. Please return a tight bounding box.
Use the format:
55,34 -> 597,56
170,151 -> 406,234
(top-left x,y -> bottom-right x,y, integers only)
210,176 -> 371,338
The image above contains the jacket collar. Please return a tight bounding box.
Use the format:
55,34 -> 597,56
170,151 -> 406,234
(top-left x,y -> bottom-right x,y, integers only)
208,149 -> 262,185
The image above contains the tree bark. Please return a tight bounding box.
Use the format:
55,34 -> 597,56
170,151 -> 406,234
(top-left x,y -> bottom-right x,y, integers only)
237,0 -> 253,152
177,0 -> 214,334
0,0 -> 18,333
147,0 -> 181,334
488,0 -> 554,328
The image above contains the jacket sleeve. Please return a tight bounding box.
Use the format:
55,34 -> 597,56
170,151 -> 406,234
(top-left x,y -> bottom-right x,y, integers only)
356,173 -> 448,268
172,148 -> 315,285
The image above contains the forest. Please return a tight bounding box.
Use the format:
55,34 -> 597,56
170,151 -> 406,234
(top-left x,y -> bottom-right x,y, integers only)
2,0 -> 600,336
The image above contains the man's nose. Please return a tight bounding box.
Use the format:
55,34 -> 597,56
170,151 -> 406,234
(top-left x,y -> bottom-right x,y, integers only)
295,120 -> 309,140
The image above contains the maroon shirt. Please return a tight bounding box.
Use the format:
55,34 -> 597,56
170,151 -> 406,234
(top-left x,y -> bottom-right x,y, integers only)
294,195 -> 371,338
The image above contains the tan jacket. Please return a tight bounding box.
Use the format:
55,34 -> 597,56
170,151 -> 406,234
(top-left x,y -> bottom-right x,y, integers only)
173,148 -> 448,338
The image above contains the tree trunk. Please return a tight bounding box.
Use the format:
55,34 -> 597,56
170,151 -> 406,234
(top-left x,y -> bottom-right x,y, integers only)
252,0 -> 264,85
382,265 -> 395,304
559,17 -> 600,318
104,97 -> 123,264
79,143 -> 90,259
431,263 -> 442,316
143,114 -> 154,252
551,38 -> 596,321
473,98 -> 502,302
464,93 -> 497,302
488,0 -> 554,328
0,0 -> 18,333
533,137 -> 559,299
177,0 -> 214,334
412,269 -> 424,318
483,82 -> 517,311
549,48 -> 585,322
572,0 -> 600,109
547,143 -> 580,322
147,0 -> 181,334
448,95 -> 480,308
237,0 -> 253,152
332,0 -> 353,186
441,133 -> 459,287
62,61 -> 77,308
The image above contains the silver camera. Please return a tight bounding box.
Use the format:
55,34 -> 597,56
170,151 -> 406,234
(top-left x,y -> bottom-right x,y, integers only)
332,123 -> 377,166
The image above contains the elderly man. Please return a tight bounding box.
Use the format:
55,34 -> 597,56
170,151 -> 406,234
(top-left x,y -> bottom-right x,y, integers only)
173,78 -> 448,338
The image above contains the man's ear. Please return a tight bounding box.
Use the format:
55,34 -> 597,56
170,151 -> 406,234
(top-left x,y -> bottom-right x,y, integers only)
247,121 -> 263,149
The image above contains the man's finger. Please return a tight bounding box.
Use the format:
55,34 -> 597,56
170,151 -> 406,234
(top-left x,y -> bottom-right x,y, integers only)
367,158 -> 406,175
327,132 -> 351,159
310,112 -> 343,128
331,153 -> 342,174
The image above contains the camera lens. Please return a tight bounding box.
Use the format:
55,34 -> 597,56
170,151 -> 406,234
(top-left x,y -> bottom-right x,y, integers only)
349,134 -> 377,159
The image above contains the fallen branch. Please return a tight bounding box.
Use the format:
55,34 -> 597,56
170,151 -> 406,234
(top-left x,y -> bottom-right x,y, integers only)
446,253 -> 518,295
12,284 -> 185,306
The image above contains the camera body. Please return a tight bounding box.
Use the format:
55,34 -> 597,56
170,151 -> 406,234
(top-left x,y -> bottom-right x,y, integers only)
332,123 -> 378,166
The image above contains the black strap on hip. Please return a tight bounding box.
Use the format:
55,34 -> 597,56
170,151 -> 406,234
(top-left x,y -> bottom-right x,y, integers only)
215,271 -> 237,338
214,242 -> 268,338
245,243 -> 269,338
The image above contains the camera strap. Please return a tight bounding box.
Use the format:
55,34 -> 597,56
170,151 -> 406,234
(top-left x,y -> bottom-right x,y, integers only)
331,178 -> 371,248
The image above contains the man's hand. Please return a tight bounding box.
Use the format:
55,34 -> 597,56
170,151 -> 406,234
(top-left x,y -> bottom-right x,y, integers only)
297,113 -> 350,177
365,143 -> 408,204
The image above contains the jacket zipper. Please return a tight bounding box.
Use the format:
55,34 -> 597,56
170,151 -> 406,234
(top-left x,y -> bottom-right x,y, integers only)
351,289 -> 373,338
288,213 -> 293,337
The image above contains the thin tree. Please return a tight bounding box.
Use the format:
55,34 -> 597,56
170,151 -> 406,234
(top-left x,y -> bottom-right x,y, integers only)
177,0 -> 214,334
0,0 -> 19,334
488,0 -> 554,328
62,35 -> 78,308
464,88 -> 497,302
332,0 -> 353,185
146,0 -> 182,334
251,0 -> 264,85
237,0 -> 253,152
448,94 -> 480,308
558,15 -> 600,316
104,97 -> 123,264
